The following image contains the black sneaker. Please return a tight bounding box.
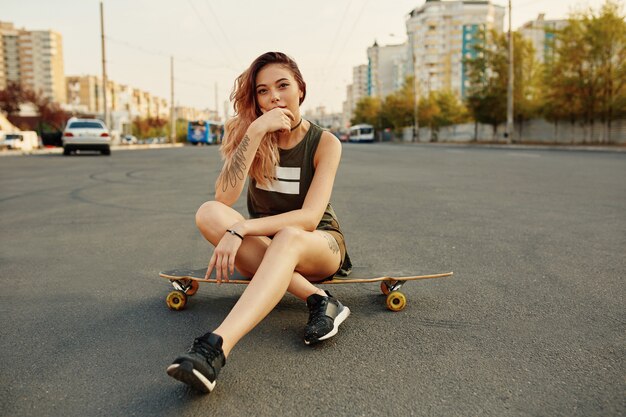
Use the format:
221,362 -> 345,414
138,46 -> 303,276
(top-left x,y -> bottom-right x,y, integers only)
167,332 -> 226,393
304,291 -> 350,345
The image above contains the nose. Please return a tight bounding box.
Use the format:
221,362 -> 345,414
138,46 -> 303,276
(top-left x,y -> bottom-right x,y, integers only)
272,92 -> 280,102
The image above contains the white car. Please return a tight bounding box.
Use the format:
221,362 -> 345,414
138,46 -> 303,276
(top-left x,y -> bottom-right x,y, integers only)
62,118 -> 111,155
122,134 -> 138,145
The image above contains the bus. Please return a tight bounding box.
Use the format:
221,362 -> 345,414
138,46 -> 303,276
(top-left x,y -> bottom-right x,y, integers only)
187,120 -> 224,145
348,124 -> 375,143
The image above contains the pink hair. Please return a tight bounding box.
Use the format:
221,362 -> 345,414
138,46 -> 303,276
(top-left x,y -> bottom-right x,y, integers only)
217,52 -> 306,188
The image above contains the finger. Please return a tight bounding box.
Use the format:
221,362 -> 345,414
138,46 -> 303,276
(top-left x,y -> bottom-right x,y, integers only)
206,254 -> 217,279
215,254 -> 222,283
221,255 -> 230,282
281,108 -> 295,121
229,253 -> 236,277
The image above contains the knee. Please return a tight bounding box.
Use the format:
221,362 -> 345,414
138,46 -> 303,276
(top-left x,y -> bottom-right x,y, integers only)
195,200 -> 228,232
271,227 -> 304,254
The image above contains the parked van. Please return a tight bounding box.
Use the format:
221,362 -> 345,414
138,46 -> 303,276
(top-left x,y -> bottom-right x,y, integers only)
2,131 -> 39,151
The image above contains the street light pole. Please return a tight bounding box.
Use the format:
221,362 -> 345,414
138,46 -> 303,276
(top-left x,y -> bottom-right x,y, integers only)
412,34 -> 419,143
100,1 -> 108,127
170,56 -> 176,144
506,0 -> 514,143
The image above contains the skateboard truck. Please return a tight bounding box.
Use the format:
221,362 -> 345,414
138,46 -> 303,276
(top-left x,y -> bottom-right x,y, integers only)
166,279 -> 200,310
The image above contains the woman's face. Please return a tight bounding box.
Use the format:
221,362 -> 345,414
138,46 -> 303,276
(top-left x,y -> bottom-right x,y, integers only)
255,63 -> 303,117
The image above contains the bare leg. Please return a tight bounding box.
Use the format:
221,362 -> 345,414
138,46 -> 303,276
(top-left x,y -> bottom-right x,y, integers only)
195,201 -> 327,301
211,227 -> 340,357
168,203 -> 346,392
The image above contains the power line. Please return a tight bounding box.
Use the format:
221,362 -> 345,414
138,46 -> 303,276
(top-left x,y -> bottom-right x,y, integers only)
321,0 -> 354,73
186,0 -> 238,71
105,35 -> 237,72
105,35 -> 169,58
201,0 -> 242,68
321,0 -> 371,92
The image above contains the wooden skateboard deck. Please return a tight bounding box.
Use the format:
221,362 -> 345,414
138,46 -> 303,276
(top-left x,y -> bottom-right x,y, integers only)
159,267 -> 453,312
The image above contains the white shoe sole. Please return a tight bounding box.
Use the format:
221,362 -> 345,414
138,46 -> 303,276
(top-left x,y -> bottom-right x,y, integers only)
167,362 -> 216,393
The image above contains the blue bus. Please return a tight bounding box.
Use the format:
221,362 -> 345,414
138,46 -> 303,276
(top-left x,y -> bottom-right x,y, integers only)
187,120 -> 224,145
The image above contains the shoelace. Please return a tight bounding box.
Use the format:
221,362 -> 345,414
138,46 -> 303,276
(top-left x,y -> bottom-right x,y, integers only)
189,338 -> 221,364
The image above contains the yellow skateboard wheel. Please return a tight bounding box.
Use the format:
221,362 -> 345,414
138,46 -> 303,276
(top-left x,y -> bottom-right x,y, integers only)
186,280 -> 200,296
166,291 -> 187,311
386,291 -> 407,312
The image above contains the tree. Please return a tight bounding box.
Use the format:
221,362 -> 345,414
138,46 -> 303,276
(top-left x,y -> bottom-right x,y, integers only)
431,90 -> 470,128
31,94 -> 69,131
0,82 -> 26,117
544,0 -> 626,142
132,116 -> 168,138
464,28 -> 542,139
351,96 -> 384,129
0,82 -> 69,132
381,76 -> 414,131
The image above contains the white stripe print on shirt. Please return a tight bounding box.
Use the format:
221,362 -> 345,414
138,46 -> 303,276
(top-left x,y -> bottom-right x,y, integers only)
256,166 -> 301,195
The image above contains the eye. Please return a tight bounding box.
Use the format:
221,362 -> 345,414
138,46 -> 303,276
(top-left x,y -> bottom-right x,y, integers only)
257,89 -> 267,95
279,83 -> 290,89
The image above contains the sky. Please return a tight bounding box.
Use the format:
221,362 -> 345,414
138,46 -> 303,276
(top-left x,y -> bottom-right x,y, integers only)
2,0 -> 612,118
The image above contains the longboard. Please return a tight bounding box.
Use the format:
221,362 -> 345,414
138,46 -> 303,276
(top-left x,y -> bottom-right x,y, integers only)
159,267 -> 453,312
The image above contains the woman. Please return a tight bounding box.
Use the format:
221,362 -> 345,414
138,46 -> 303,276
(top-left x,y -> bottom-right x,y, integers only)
167,52 -> 352,394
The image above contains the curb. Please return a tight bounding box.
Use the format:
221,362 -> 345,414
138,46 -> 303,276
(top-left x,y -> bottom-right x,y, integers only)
388,141 -> 626,153
0,143 -> 185,157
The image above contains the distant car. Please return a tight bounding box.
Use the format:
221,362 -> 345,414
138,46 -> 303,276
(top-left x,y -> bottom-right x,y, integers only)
4,131 -> 39,151
122,134 -> 138,145
4,133 -> 23,149
62,117 -> 111,155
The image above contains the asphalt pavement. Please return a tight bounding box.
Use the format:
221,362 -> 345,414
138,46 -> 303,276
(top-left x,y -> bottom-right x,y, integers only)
0,143 -> 624,417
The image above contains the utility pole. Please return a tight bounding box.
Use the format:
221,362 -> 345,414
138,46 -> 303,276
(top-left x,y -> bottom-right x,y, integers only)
506,0 -> 514,143
412,39 -> 419,143
214,81 -> 218,121
100,1 -> 108,127
170,56 -> 176,144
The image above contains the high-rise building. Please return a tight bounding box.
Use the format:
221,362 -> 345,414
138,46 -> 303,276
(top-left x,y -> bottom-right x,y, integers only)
519,14 -> 568,65
342,64 -> 369,127
0,21 -> 66,104
0,22 -> 20,90
342,84 -> 353,128
406,0 -> 505,98
367,41 -> 408,99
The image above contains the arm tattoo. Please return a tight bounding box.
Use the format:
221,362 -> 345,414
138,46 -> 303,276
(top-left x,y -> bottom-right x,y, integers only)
323,233 -> 340,254
221,135 -> 250,192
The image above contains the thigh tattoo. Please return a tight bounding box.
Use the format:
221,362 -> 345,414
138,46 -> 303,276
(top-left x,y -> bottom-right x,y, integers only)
322,233 -> 340,254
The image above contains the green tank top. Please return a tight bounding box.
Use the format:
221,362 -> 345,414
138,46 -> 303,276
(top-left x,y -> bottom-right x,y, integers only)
247,121 -> 352,275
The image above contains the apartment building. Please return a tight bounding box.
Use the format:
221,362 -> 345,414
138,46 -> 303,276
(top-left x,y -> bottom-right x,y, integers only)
366,41 -> 408,99
0,22 -> 66,103
342,64 -> 369,126
66,75 -> 102,114
406,0 -> 505,98
342,84 -> 354,128
519,14 -> 568,65
0,22 -> 21,90
20,29 -> 66,104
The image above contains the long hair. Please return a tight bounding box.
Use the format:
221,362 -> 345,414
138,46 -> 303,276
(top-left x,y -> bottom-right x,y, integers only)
218,52 -> 306,189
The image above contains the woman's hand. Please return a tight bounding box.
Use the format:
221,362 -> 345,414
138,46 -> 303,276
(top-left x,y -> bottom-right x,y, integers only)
252,107 -> 295,135
205,229 -> 244,283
